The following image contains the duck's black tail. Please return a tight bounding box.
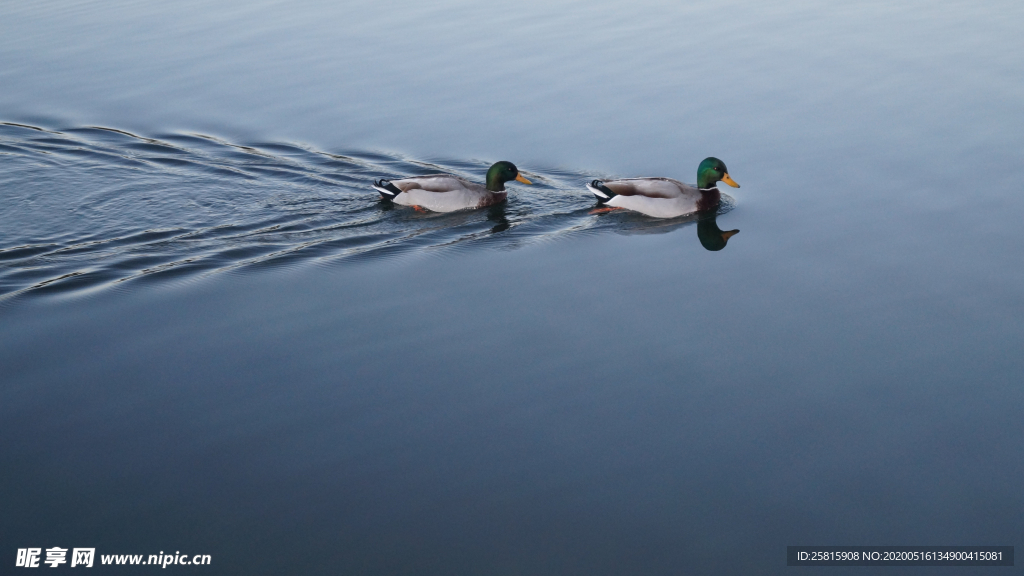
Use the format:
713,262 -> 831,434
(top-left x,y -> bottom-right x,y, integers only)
586,180 -> 617,205
372,179 -> 403,200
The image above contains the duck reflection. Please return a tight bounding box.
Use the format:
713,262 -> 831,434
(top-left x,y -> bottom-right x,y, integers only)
486,203 -> 511,233
696,214 -> 739,251
593,207 -> 740,252
377,188 -> 738,252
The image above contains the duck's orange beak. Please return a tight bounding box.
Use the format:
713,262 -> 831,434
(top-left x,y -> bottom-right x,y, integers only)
515,173 -> 532,184
722,229 -> 740,241
721,173 -> 740,188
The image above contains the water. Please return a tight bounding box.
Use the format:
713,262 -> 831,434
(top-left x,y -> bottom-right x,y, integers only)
2,0 -> 1023,574
0,122 -> 736,298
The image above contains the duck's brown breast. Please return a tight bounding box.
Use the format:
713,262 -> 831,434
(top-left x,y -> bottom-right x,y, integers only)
696,188 -> 721,212
476,192 -> 507,208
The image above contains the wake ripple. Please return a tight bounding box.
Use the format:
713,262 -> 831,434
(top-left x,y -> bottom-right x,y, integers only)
0,122 -> 733,300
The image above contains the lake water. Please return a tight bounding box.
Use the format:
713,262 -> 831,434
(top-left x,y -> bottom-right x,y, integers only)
2,0 -> 1022,574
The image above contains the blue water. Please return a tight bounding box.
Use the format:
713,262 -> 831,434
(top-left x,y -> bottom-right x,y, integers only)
2,0 -> 1023,574
0,123 -> 737,298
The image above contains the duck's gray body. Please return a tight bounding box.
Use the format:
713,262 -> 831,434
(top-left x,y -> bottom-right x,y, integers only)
587,177 -> 721,218
374,175 -> 506,213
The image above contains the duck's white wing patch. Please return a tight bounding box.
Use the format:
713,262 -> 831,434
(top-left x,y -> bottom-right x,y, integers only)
586,182 -> 609,199
604,178 -> 692,199
396,189 -> 480,211
392,174 -> 484,193
606,194 -> 700,218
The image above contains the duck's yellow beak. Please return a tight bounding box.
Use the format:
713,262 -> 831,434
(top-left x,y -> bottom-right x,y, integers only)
721,173 -> 740,188
721,229 -> 740,241
515,173 -> 532,184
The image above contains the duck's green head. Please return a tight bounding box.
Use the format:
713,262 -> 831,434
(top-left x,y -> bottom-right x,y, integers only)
486,161 -> 532,192
697,157 -> 740,190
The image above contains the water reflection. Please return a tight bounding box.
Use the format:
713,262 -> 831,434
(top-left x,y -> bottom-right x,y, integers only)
697,214 -> 740,251
486,204 -> 511,233
592,198 -> 739,251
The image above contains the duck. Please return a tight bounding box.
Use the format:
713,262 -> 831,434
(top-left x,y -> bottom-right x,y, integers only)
373,161 -> 531,213
586,157 -> 739,218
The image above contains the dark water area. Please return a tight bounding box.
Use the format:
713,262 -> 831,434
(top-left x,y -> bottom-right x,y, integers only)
2,0 -> 1024,574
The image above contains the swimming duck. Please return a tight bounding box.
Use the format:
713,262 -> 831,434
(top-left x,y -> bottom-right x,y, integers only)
373,161 -> 531,213
586,157 -> 739,218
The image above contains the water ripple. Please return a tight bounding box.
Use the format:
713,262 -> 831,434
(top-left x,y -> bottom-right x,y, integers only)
0,122 -> 734,300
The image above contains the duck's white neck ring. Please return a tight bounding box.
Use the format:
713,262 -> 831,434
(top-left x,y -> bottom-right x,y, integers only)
698,186 -> 719,192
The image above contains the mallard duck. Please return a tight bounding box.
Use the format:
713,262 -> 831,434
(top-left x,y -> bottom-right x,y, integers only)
586,157 -> 739,218
372,161 -> 531,212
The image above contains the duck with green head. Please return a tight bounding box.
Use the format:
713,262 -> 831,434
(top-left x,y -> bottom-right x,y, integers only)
586,157 -> 740,218
373,161 -> 531,212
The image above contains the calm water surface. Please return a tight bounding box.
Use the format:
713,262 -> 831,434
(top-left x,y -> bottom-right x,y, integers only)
2,0 -> 1023,574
